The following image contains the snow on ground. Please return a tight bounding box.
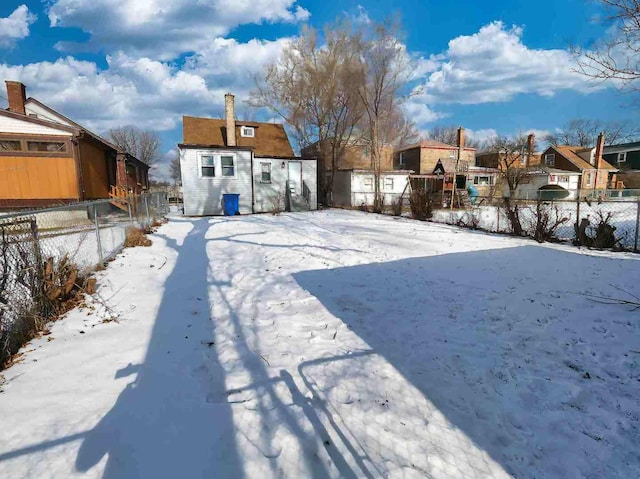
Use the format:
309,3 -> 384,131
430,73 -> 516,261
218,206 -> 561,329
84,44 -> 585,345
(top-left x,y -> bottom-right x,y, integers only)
1,209 -> 640,478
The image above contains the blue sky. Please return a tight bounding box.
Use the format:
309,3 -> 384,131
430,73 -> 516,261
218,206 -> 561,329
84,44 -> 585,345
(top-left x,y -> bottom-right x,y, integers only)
0,0 -> 637,179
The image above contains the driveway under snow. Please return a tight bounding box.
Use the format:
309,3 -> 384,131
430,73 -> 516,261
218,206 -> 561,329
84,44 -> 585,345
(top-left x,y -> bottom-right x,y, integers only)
1,210 -> 640,478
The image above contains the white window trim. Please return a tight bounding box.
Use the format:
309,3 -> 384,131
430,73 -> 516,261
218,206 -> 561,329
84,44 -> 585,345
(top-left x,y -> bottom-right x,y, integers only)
260,162 -> 272,183
544,153 -> 555,167
384,177 -> 394,190
399,151 -> 406,167
618,152 -> 627,163
240,126 -> 255,138
199,153 -> 216,178
585,171 -> 593,186
220,154 -> 237,178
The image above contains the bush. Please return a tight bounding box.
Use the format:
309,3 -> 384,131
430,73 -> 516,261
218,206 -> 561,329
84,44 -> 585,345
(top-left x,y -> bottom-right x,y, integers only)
576,211 -> 621,250
531,200 -> 569,243
409,188 -> 434,220
456,212 -> 481,230
124,227 -> 152,248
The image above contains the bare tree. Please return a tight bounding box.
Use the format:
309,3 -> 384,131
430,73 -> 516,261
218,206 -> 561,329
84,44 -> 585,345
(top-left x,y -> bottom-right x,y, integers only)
544,118 -> 639,146
169,155 -> 181,185
107,126 -> 160,166
250,22 -> 364,204
572,0 -> 640,96
485,134 -> 536,235
356,18 -> 413,213
428,125 -> 482,149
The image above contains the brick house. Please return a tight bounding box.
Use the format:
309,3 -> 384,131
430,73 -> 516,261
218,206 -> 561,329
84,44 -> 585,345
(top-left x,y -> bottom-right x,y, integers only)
395,128 -> 475,194
539,133 -> 617,192
603,141 -> 640,189
475,134 -> 541,170
0,81 -> 149,209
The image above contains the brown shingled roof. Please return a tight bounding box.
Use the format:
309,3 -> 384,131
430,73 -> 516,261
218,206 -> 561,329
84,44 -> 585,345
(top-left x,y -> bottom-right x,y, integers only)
182,115 -> 294,157
553,145 -> 616,171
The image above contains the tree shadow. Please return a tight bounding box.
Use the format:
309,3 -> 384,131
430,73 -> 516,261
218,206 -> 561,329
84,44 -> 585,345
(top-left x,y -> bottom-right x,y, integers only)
74,218 -> 245,478
293,245 -> 640,478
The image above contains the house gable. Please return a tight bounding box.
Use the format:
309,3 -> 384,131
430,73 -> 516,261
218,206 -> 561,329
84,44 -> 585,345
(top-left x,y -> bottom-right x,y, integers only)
0,110 -> 75,137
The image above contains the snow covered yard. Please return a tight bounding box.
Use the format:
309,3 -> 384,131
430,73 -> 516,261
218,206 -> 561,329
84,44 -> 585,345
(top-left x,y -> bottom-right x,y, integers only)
1,209 -> 639,478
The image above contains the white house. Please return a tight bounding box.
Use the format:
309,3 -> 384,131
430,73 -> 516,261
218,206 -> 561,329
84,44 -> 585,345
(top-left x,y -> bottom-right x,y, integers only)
178,94 -> 317,216
332,169 -> 412,208
507,168 -> 583,199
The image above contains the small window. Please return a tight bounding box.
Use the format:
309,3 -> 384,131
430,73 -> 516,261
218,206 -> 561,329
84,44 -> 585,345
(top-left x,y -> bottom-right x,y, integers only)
618,152 -> 627,163
27,141 -> 67,153
544,153 -> 555,167
363,177 -> 373,189
261,162 -> 271,183
521,153 -> 528,166
549,175 -> 557,183
221,155 -> 235,177
201,155 -> 215,177
240,126 -> 254,138
0,139 -> 22,151
362,145 -> 369,158
384,177 -> 394,190
585,172 -> 592,186
558,175 -> 569,183
399,151 -> 406,168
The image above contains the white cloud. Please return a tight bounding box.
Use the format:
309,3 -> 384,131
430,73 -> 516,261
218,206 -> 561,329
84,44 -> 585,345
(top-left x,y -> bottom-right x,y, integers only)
0,5 -> 36,48
466,128 -> 499,145
0,36 -> 289,133
47,0 -> 308,60
415,21 -> 604,105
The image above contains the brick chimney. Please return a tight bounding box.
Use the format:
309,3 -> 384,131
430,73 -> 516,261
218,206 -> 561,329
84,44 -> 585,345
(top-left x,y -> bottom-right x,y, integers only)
457,127 -> 465,160
225,93 -> 236,147
5,81 -> 26,115
595,131 -> 605,169
526,133 -> 535,167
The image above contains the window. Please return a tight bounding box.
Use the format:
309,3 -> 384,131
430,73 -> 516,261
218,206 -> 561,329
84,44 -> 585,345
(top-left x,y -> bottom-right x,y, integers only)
261,162 -> 271,183
618,152 -> 627,163
240,126 -> 254,138
521,153 -> 529,166
585,172 -> 592,186
201,155 -> 215,177
544,153 -> 555,167
549,175 -> 557,184
362,145 -> 369,158
399,151 -> 406,168
27,141 -> 67,153
558,175 -> 569,183
473,175 -> 493,186
0,140 -> 21,151
221,155 -> 235,177
363,177 -> 373,189
384,177 -> 394,190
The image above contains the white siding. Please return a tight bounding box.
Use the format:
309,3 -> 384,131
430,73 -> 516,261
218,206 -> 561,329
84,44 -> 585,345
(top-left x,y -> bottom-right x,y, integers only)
301,159 -> 318,210
350,171 -> 410,207
0,114 -> 73,136
252,158 -> 318,213
180,148 -> 253,216
23,101 -> 75,127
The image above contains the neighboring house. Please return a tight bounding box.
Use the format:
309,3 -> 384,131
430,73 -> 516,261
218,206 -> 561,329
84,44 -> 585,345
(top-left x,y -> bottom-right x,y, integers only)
394,128 -> 475,173
509,169 -> 583,199
0,81 -> 149,209
332,169 -> 412,208
468,165 -> 501,198
475,134 -> 541,170
178,93 -> 317,216
301,139 -> 395,204
603,141 -> 640,189
539,133 -> 617,192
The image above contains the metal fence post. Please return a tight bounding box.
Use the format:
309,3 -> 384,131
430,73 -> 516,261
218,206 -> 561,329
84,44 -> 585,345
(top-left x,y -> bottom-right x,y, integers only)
634,199 -> 640,253
127,195 -> 134,225
144,195 -> 150,226
496,206 -> 500,232
94,204 -> 103,264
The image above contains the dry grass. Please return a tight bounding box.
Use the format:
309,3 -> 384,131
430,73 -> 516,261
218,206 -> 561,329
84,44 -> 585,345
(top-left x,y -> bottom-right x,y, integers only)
124,227 -> 152,248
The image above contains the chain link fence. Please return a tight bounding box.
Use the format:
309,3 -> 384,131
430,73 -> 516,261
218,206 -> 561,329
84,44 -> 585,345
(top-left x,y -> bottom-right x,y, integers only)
429,195 -> 640,252
0,192 -> 169,365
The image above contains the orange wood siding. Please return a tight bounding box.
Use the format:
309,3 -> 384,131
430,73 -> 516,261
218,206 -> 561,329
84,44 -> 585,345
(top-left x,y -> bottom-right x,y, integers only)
0,156 -> 78,199
79,139 -> 110,199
